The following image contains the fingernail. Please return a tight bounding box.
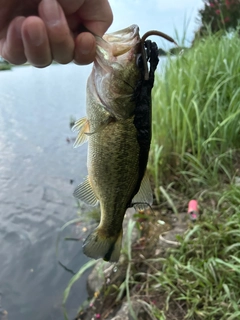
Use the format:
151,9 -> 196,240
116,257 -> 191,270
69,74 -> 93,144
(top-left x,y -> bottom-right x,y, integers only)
80,46 -> 91,55
26,24 -> 44,46
42,0 -> 62,26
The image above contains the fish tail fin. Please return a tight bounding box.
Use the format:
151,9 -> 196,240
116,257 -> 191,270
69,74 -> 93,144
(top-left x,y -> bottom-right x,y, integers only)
83,228 -> 123,262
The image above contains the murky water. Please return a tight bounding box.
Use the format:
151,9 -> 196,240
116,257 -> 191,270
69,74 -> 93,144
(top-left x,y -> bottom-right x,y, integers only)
0,64 -> 93,320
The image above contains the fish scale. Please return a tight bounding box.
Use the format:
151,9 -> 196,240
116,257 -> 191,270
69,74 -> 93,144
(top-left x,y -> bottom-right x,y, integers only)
89,119 -> 140,233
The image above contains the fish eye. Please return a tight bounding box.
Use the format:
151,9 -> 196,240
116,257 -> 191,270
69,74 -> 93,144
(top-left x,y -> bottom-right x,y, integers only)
136,54 -> 143,67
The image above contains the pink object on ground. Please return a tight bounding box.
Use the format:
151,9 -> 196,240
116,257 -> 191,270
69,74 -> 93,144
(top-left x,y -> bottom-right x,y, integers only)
188,200 -> 199,221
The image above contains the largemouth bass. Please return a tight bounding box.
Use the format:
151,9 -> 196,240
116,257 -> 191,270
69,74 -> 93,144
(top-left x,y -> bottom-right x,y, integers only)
73,25 -> 159,262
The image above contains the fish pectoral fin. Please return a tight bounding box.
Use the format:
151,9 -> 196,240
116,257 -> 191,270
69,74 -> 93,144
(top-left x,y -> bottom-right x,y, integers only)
73,177 -> 98,206
131,173 -> 153,211
83,228 -> 123,262
72,117 -> 90,148
85,116 -> 115,136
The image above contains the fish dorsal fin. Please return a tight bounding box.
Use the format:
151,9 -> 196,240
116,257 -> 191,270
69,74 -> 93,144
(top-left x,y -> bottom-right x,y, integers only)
72,117 -> 89,148
73,177 -> 98,206
131,173 -> 153,210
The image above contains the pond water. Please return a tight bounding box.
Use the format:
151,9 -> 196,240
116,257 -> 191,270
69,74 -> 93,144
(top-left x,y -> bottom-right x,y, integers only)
0,63 -> 93,320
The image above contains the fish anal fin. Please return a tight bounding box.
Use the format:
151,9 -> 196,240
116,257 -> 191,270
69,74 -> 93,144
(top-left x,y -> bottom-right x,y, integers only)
83,228 -> 123,262
131,173 -> 153,211
72,117 -> 90,148
73,177 -> 98,206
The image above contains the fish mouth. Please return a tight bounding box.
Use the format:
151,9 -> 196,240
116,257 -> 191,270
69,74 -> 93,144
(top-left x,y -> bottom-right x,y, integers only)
102,24 -> 141,57
95,25 -> 141,70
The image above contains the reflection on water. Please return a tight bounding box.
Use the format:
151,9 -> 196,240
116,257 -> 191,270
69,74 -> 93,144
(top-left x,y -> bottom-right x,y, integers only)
0,64 -> 92,320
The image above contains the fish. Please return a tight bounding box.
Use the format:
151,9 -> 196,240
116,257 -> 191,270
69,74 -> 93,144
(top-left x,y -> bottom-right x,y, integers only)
72,25 -> 160,262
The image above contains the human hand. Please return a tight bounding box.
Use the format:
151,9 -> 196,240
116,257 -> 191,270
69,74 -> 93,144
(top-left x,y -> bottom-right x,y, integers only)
0,0 -> 113,67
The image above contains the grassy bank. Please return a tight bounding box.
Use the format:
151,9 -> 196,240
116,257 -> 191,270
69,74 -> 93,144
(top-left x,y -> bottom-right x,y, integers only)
142,32 -> 240,319
64,32 -> 240,320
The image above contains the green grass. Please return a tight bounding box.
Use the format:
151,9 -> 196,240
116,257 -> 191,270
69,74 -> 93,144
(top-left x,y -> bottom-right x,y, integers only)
64,32 -> 240,320
149,32 -> 240,199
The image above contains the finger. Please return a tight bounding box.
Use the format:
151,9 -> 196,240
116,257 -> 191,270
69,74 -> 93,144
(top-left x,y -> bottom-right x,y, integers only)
21,16 -> 52,67
65,12 -> 82,34
74,32 -> 95,65
57,0 -> 85,15
0,16 -> 27,64
77,0 -> 113,36
39,0 -> 74,64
